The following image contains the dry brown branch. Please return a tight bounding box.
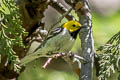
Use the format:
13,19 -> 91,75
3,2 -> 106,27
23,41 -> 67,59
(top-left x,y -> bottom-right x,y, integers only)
49,0 -> 75,20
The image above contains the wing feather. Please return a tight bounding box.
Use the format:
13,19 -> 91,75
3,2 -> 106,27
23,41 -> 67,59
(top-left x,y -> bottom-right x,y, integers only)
34,27 -> 63,52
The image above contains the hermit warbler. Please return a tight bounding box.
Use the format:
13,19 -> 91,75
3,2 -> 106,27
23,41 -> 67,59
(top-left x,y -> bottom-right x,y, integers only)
20,20 -> 83,66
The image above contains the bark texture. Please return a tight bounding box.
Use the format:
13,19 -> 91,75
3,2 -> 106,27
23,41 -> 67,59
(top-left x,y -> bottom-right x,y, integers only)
65,0 -> 94,80
77,1 -> 94,80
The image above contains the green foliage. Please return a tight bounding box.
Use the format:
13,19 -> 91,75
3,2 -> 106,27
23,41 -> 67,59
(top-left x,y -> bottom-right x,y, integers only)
0,0 -> 27,72
97,31 -> 120,80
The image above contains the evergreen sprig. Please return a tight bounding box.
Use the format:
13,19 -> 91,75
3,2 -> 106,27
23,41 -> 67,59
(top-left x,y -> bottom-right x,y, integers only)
97,31 -> 120,80
0,0 -> 27,73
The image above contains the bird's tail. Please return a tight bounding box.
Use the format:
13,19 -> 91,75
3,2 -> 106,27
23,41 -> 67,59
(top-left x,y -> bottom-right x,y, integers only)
19,53 -> 40,66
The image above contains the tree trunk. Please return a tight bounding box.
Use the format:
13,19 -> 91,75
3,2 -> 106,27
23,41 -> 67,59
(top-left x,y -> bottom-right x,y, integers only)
77,0 -> 95,80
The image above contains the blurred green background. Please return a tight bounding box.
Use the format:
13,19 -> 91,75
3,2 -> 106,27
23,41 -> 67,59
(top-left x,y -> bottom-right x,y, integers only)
18,0 -> 120,80
92,13 -> 120,48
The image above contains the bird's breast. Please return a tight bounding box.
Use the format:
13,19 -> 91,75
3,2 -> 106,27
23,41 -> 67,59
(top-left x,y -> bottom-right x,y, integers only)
54,29 -> 75,53
39,29 -> 76,54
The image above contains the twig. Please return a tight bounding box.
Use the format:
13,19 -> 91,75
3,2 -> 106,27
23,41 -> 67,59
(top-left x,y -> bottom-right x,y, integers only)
46,7 -> 73,38
42,53 -> 64,69
42,58 -> 52,69
50,0 -> 74,20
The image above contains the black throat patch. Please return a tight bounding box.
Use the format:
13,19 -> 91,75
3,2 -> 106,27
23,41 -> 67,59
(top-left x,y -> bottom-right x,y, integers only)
70,29 -> 80,39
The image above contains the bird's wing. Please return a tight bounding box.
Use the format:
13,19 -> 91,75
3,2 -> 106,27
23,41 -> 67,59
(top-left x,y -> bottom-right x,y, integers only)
20,27 -> 64,66
48,27 -> 63,38
34,27 -> 63,52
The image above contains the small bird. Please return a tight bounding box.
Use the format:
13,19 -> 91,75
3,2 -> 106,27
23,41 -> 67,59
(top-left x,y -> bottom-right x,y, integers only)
20,20 -> 83,66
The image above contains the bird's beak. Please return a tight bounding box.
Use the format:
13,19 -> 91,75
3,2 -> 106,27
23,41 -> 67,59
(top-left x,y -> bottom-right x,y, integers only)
80,25 -> 87,29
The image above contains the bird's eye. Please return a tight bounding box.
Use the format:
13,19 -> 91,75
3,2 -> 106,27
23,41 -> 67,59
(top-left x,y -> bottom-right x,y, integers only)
72,24 -> 76,27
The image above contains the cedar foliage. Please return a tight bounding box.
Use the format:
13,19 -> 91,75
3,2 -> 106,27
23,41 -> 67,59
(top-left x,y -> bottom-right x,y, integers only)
97,31 -> 120,80
0,0 -> 27,72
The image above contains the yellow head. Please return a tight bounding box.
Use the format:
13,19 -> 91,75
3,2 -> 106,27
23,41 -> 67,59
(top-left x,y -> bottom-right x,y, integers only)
63,20 -> 81,32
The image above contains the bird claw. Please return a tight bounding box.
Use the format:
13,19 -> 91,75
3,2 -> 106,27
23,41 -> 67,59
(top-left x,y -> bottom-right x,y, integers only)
67,51 -> 87,63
